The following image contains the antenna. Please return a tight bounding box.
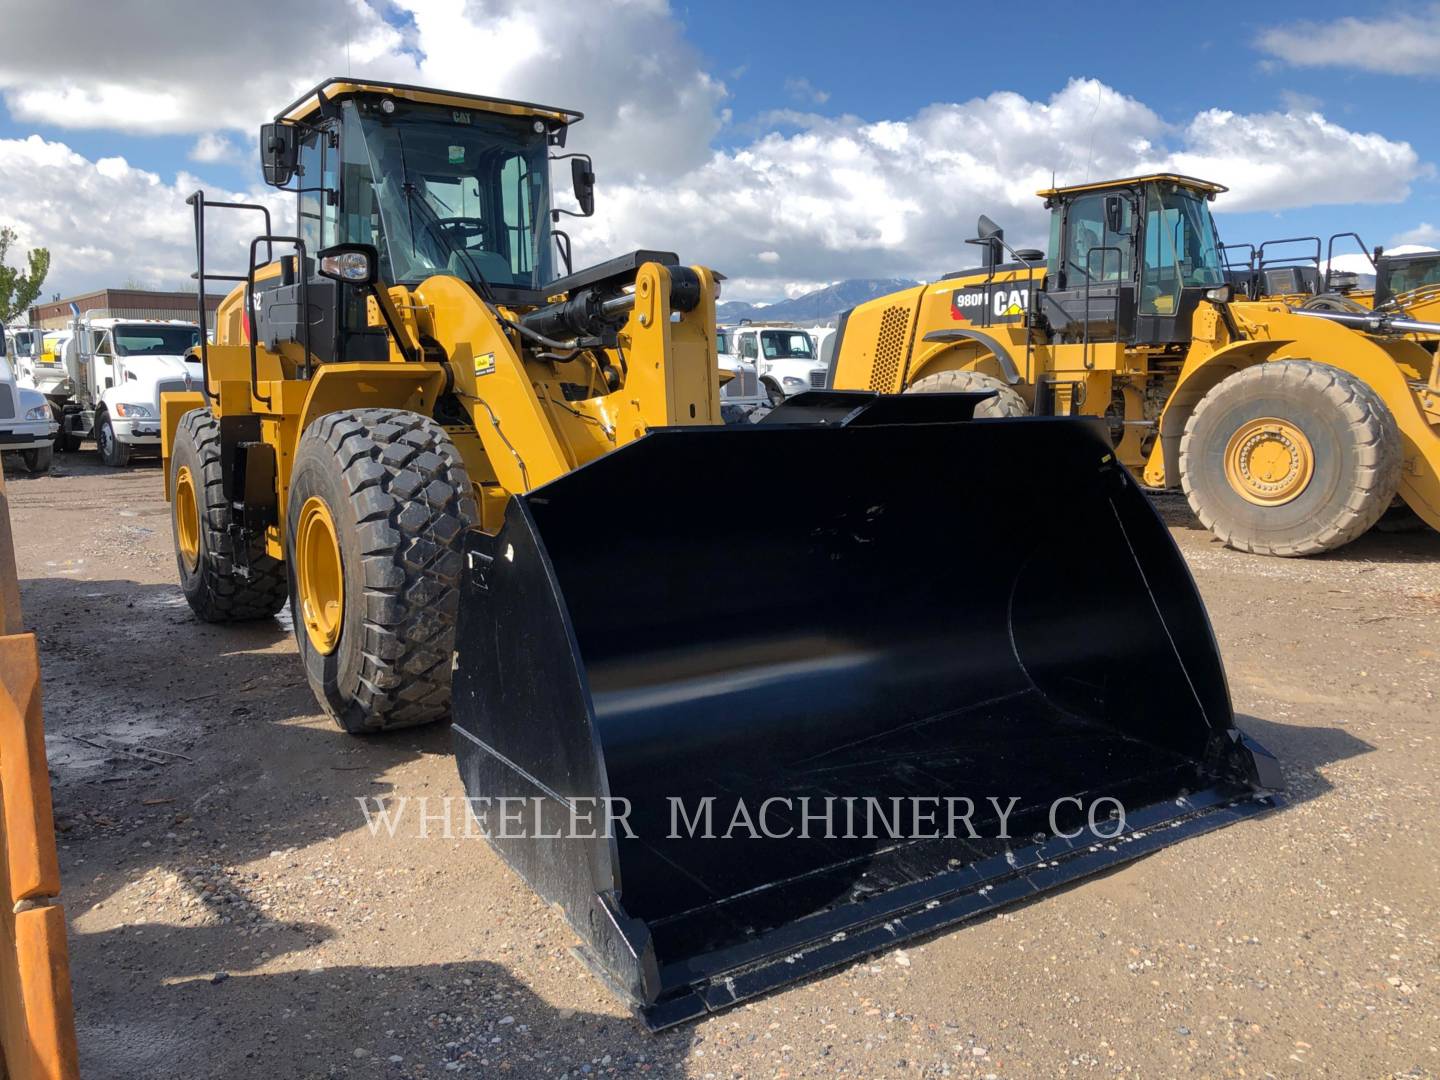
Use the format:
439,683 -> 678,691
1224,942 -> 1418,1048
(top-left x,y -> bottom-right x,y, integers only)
1082,81 -> 1102,183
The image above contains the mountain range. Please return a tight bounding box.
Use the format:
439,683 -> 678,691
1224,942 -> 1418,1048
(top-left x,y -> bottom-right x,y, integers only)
716,278 -> 917,326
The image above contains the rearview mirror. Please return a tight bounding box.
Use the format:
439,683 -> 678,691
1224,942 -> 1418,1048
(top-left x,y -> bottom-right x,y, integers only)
571,157 -> 595,217
259,122 -> 299,187
1105,195 -> 1126,235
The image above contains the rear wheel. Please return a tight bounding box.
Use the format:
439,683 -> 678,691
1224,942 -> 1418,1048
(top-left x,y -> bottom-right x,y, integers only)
20,446 -> 52,474
170,409 -> 288,620
286,408 -> 477,734
96,412 -> 131,467
1180,361 -> 1401,556
51,404 -> 81,452
906,368 -> 1029,418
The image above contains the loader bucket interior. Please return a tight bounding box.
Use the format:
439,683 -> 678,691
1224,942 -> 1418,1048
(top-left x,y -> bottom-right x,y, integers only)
452,394 -> 1280,1028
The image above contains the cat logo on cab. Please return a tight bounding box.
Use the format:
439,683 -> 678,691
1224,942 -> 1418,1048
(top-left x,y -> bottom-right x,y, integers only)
951,286 -> 1029,324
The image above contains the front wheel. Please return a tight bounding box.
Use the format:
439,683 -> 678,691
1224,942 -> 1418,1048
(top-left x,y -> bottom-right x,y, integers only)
96,412 -> 131,467
20,446 -> 52,474
906,368 -> 1029,418
286,409 -> 477,734
1179,361 -> 1402,556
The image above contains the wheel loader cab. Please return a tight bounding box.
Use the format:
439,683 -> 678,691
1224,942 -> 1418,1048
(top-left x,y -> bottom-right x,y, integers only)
1040,175 -> 1228,346
251,81 -> 588,364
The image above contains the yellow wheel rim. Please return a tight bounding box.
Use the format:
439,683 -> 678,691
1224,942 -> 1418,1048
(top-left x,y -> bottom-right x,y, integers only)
296,496 -> 344,656
174,466 -> 200,572
1223,417 -> 1315,506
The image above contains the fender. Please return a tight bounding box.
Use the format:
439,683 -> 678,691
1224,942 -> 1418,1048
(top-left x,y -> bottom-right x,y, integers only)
920,328 -> 1022,384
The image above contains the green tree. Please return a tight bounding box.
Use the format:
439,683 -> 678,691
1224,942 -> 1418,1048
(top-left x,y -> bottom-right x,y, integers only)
0,228 -> 51,323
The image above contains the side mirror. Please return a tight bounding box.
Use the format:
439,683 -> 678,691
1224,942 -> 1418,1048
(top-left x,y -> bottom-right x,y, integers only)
1104,195 -> 1126,235
317,243 -> 378,286
571,157 -> 595,217
259,122 -> 299,187
975,215 -> 1005,270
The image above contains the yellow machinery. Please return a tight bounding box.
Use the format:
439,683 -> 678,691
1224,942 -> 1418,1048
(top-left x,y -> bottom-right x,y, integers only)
829,174 -> 1440,556
1223,233 -> 1440,344
161,91 -> 1281,1025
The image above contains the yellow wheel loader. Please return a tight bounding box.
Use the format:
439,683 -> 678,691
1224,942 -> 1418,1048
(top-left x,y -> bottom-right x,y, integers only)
1221,233 -> 1440,348
828,174 -> 1440,556
161,90 -> 1280,1026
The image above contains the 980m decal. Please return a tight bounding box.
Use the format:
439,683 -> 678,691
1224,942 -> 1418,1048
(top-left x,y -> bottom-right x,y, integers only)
951,285 -> 1029,324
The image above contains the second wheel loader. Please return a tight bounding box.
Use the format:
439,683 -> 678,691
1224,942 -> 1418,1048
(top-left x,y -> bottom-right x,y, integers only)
161,85 -> 1279,1025
828,174 -> 1440,556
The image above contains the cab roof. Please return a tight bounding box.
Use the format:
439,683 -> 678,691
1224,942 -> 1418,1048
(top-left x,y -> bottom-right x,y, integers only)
279,78 -> 583,128
1036,173 -> 1228,199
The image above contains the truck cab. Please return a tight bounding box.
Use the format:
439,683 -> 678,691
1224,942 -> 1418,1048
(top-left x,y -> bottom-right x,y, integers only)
714,326 -> 768,419
733,322 -> 827,405
0,331 -> 60,472
30,319 -> 203,464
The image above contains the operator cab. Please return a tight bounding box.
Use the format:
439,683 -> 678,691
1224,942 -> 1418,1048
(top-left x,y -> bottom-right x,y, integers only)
1376,250 -> 1440,308
237,79 -> 592,366
1036,174 -> 1228,347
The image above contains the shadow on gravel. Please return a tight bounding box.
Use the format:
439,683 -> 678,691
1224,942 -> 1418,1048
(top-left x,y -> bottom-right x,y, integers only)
75,955 -> 684,1080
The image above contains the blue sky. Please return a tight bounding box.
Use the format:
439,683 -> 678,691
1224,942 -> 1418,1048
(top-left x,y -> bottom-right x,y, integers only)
0,0 -> 1434,300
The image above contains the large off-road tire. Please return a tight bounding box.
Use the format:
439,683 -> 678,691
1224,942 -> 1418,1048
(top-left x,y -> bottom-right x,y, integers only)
906,368 -> 1029,418
96,411 -> 131,467
286,409 -> 477,734
20,446 -> 52,474
1180,361 -> 1402,557
170,409 -> 288,620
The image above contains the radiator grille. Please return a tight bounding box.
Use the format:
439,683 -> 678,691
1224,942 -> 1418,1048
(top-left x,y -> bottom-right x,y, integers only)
869,305 -> 910,392
809,368 -> 828,389
0,391 -> 15,420
722,370 -> 760,400
155,379 -> 189,404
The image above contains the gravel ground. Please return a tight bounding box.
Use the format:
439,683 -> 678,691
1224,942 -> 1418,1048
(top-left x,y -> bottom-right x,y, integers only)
6,449 -> 1439,1079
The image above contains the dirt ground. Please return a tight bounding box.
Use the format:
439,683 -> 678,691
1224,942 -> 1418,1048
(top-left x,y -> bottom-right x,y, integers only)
6,447 -> 1439,1079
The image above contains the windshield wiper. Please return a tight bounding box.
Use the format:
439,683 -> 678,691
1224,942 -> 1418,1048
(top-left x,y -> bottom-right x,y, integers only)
400,182 -> 497,304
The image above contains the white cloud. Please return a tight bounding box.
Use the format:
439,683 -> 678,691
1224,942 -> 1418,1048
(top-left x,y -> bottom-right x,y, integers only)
0,136 -> 283,298
1256,6 -> 1440,76
784,78 -> 830,106
1392,223 -> 1440,247
0,1 -> 409,135
571,79 -> 1427,288
0,0 -> 725,183
0,4 -> 1429,302
188,133 -> 242,164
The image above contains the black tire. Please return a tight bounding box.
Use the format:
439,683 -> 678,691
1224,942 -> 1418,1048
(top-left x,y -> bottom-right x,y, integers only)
96,411 -> 131,467
287,409 -> 477,734
170,409 -> 288,621
906,368 -> 1029,418
21,446 -> 52,474
51,404 -> 81,452
763,380 -> 786,409
1180,361 -> 1402,557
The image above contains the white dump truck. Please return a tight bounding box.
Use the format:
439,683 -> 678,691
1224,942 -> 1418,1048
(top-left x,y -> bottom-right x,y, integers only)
20,318 -> 202,465
731,322 -> 829,405
715,325 -> 769,420
0,330 -> 60,473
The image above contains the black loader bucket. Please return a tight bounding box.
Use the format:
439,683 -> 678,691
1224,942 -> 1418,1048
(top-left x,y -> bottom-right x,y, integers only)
451,391 -> 1282,1029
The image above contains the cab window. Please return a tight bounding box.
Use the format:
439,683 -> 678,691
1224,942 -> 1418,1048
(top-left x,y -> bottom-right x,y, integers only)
1063,194 -> 1132,285
760,331 -> 814,359
739,334 -> 758,360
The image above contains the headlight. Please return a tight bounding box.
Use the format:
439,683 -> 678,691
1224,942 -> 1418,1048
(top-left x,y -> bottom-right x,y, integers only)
24,404 -> 50,421
782,376 -> 805,388
113,402 -> 154,418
